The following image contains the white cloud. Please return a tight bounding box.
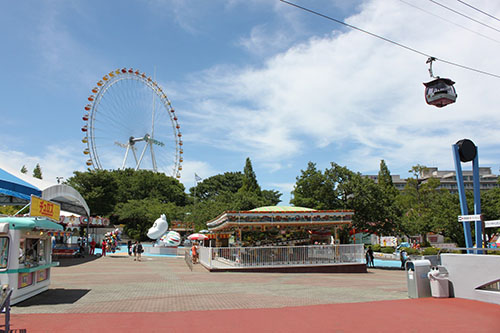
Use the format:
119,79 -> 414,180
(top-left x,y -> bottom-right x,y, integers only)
238,25 -> 294,57
178,159 -> 218,189
179,0 -> 500,174
0,143 -> 85,186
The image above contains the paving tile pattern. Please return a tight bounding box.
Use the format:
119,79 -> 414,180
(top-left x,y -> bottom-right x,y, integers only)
11,255 -> 408,314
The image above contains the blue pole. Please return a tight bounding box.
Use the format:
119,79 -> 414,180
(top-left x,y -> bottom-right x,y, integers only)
472,152 -> 483,253
452,144 -> 473,252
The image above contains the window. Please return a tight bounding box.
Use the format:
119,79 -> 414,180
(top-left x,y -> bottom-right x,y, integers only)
38,239 -> 46,262
0,237 -> 8,269
477,279 -> 500,292
20,238 -> 41,266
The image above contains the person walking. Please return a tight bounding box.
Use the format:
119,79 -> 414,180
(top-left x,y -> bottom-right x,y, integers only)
133,241 -> 137,260
400,249 -> 408,269
127,240 -> 132,256
90,238 -> 96,256
101,239 -> 107,257
366,246 -> 374,268
191,242 -> 198,264
136,241 -> 143,262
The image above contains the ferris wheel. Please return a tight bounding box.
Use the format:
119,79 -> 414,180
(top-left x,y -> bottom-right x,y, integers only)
81,68 -> 183,178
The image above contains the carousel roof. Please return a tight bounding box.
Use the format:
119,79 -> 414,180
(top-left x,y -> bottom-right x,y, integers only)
206,206 -> 353,232
250,206 -> 315,212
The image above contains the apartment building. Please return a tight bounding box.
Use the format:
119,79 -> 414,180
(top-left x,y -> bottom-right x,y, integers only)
365,167 -> 499,192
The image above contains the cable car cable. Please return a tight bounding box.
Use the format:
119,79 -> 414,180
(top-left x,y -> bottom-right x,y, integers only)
279,0 -> 500,79
456,0 -> 500,23
399,0 -> 500,45
427,0 -> 500,34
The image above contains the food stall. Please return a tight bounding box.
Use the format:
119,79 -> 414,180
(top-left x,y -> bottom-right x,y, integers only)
0,216 -> 62,305
0,216 -> 63,305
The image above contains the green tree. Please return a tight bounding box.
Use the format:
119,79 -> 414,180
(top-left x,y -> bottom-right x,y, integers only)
347,174 -> 388,234
186,160 -> 282,229
115,199 -> 182,240
378,160 -> 399,199
429,190 -> 465,246
189,172 -> 243,201
374,160 -> 400,235
239,157 -> 261,195
396,165 -> 440,244
113,169 -> 187,206
20,165 -> 27,174
481,188 -> 500,241
33,163 -> 42,179
291,161 -> 400,238
291,162 -> 338,209
65,169 -> 187,219
261,189 -> 282,206
65,170 -> 119,216
0,206 -> 23,216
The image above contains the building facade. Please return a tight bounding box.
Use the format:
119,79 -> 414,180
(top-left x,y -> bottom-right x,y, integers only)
366,167 -> 499,192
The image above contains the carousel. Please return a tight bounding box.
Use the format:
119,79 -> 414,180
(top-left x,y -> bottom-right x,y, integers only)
201,206 -> 364,273
206,206 -> 354,246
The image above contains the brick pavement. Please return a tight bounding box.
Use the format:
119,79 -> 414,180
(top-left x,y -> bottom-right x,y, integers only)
6,255 -> 500,332
12,254 -> 408,314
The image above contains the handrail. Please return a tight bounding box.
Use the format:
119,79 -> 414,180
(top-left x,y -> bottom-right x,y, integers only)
0,288 -> 12,333
438,247 -> 500,256
199,244 -> 364,270
184,248 -> 193,271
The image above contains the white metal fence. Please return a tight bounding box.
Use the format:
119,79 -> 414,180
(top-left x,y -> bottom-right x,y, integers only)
199,244 -> 365,269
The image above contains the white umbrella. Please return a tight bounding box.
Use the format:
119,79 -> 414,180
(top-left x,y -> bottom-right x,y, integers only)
187,233 -> 208,241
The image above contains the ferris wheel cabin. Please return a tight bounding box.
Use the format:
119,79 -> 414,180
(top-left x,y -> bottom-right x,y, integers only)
423,77 -> 457,108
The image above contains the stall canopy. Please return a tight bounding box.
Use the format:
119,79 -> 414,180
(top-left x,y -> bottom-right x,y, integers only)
42,184 -> 90,217
0,168 -> 42,204
0,216 -> 63,231
0,168 -> 90,217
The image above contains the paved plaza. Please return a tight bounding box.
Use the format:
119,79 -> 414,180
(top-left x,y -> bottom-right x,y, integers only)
6,254 -> 500,332
13,254 -> 408,314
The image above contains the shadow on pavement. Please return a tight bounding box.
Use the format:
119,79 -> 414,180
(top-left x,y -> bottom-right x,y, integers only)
370,266 -> 405,271
13,288 -> 90,307
54,255 -> 100,267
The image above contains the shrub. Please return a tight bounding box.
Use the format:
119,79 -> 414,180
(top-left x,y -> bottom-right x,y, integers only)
422,247 -> 439,255
402,247 -> 420,255
381,247 -> 395,254
371,244 -> 381,252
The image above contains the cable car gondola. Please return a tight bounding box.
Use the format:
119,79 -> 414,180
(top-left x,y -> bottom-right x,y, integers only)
423,57 -> 457,108
424,77 -> 457,108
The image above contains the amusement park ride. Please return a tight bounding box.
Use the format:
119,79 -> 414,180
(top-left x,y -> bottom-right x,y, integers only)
81,68 -> 183,178
424,57 -> 457,108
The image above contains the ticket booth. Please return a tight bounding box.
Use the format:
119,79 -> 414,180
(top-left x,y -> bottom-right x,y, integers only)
0,216 -> 62,305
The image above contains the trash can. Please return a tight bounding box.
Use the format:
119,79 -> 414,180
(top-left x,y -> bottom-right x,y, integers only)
406,259 -> 431,298
427,266 -> 450,298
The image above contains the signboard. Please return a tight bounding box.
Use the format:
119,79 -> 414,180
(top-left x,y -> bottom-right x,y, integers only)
458,214 -> 483,222
485,220 -> 500,228
380,236 -> 397,247
30,195 -> 60,221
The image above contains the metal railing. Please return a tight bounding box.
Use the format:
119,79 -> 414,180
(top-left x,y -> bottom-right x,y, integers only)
0,288 -> 12,333
199,244 -> 364,269
184,248 -> 193,271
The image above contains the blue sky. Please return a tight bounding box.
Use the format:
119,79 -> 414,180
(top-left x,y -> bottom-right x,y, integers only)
2,0 -> 500,206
